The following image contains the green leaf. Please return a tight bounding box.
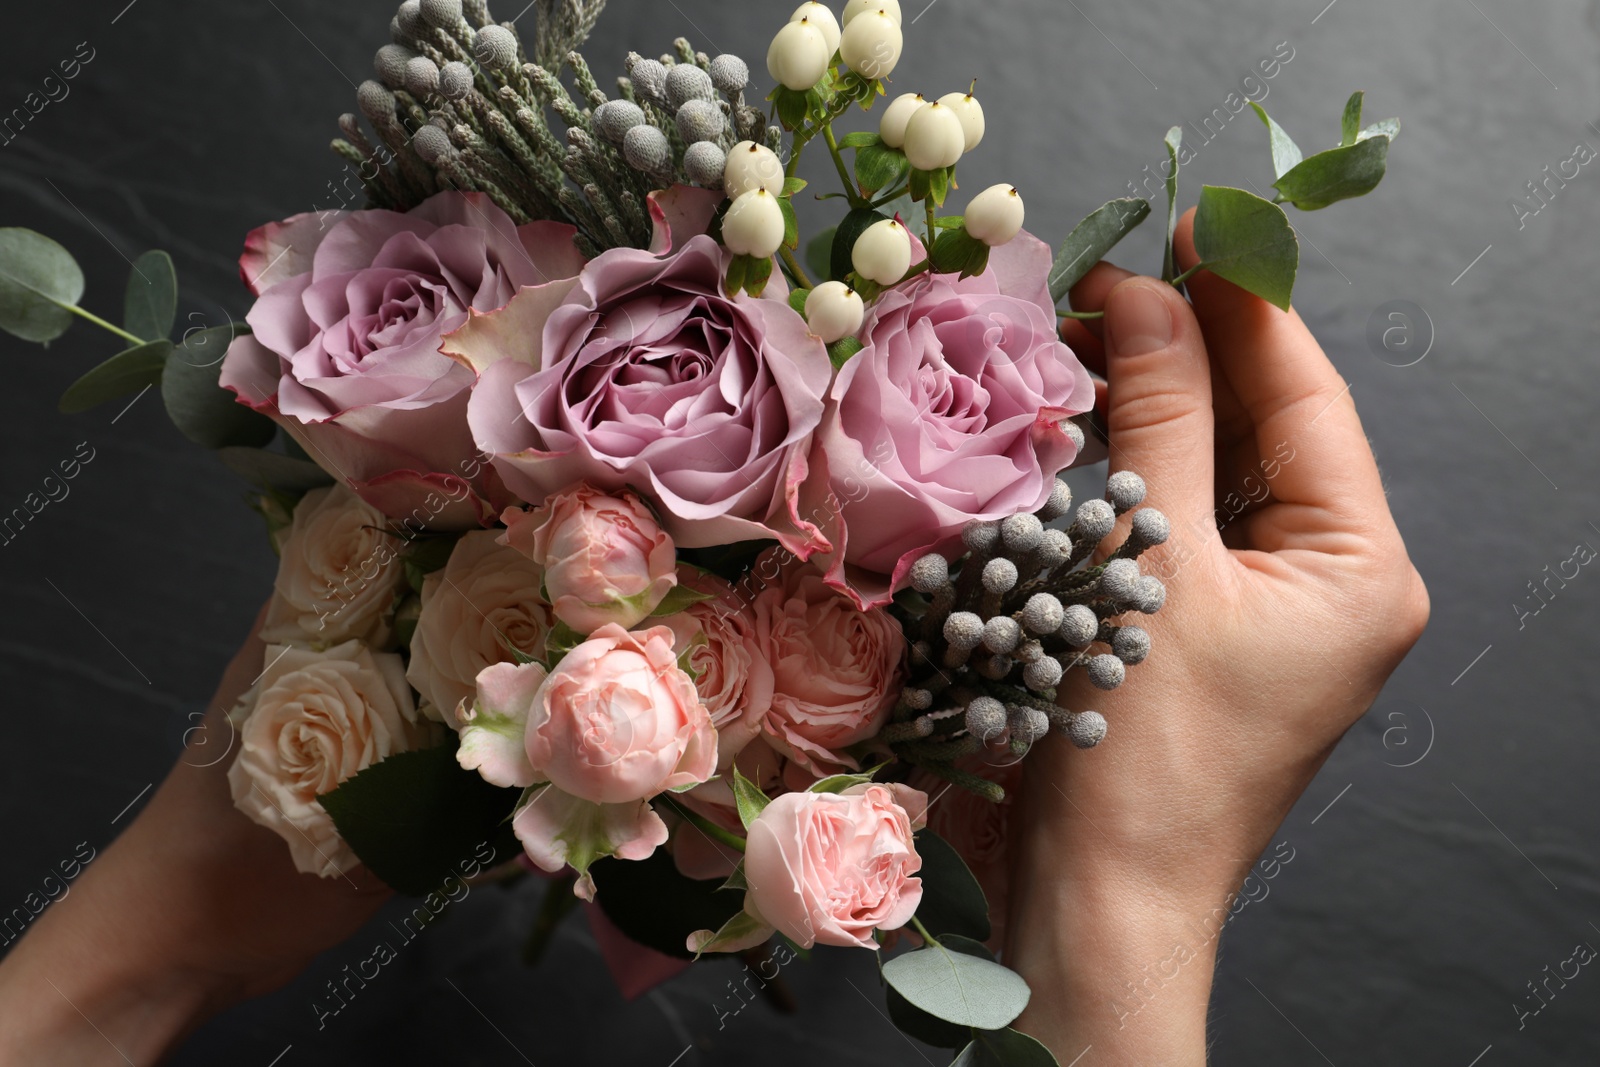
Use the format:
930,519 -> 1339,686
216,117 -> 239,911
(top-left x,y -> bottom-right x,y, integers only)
827,336 -> 864,367
687,909 -> 772,957
217,446 -> 335,494
122,250 -> 176,342
933,229 -> 990,279
953,1029 -> 1061,1066
831,207 -> 891,283
58,340 -> 171,414
913,829 -> 991,942
806,227 -> 836,282
882,934 -> 1031,1029
1358,118 -> 1401,142
771,86 -> 809,130
1047,198 -> 1151,303
782,176 -> 809,197
838,130 -> 882,149
1340,90 -> 1364,147
724,254 -> 749,297
806,762 -> 886,794
1249,103 -> 1304,179
317,741 -> 523,896
745,254 -> 775,298
0,227 -> 86,343
1161,127 -> 1183,282
856,143 -> 911,196
590,846 -> 746,959
719,862 -> 749,892
927,166 -> 951,208
887,980 -> 973,1048
731,768 -> 771,829
1192,185 -> 1299,310
543,620 -> 586,664
162,325 -> 276,449
1271,136 -> 1390,210
402,534 -> 460,594
789,286 -> 811,317
778,196 -> 800,251
650,583 -> 717,616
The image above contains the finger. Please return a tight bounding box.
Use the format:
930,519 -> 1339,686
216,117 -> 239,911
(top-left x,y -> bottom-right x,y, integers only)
1066,260 -> 1137,346
1059,319 -> 1104,377
1099,275 -> 1217,527
1173,210 -> 1391,537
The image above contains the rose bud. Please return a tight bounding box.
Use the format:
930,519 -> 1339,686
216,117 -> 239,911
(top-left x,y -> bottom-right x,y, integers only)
743,783 -> 927,948
723,140 -> 785,199
879,91 -> 925,149
804,280 -> 866,343
937,89 -> 986,151
842,0 -> 902,26
767,17 -> 833,91
723,188 -> 787,259
501,484 -> 678,633
839,9 -> 903,80
851,217 -> 913,285
791,1 -> 842,55
963,183 -> 1025,246
903,100 -> 966,171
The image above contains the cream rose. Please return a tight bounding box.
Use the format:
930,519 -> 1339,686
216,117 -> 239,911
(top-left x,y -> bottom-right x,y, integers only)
406,530 -> 553,724
228,641 -> 438,878
261,485 -> 405,648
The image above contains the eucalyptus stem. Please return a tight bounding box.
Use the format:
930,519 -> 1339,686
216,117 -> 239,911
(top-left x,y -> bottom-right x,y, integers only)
661,795 -> 747,852
63,302 -> 146,346
1059,309 -> 1104,320
909,914 -> 941,947
780,246 -> 814,290
1170,263 -> 1203,287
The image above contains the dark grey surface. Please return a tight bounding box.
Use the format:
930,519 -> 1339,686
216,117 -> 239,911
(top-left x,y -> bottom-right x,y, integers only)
3,0 -> 1598,1063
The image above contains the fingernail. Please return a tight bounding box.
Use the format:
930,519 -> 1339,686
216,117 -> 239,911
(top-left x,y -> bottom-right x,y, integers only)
1106,283 -> 1173,357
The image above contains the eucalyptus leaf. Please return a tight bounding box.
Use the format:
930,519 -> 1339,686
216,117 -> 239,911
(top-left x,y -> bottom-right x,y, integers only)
217,446 -> 335,493
1161,126 -> 1183,282
123,249 -> 176,342
1047,198 -> 1151,303
886,982 -> 973,1048
953,1028 -> 1061,1066
1191,186 -> 1299,311
1340,90 -> 1364,147
806,227 -> 836,283
58,340 -> 170,414
881,935 -> 1031,1029
913,829 -> 991,942
1272,136 -> 1390,210
1249,103 -> 1304,179
0,227 -> 86,343
317,741 -> 522,896
1358,117 -> 1401,142
732,768 -> 771,829
162,325 -> 275,449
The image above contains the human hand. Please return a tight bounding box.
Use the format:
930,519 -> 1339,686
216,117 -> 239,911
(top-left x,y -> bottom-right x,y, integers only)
1004,208 -> 1430,1063
0,604 -> 390,1065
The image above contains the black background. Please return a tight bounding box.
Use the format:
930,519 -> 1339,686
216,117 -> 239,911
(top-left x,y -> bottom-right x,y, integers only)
2,0 -> 1598,1063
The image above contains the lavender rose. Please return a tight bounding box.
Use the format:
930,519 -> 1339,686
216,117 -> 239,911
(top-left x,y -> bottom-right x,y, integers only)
456,232 -> 834,554
803,231 -> 1096,606
219,191 -> 586,529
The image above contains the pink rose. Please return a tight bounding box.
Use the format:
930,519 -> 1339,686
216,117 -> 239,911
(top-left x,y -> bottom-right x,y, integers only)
801,231 -> 1096,606
743,783 -> 928,949
501,485 -> 677,633
659,568 -> 773,772
909,756 -> 1022,951
750,554 -> 906,776
220,191 -> 585,529
456,224 -> 834,554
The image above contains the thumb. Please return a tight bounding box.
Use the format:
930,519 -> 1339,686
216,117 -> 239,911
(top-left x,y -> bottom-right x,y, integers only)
1100,277 -> 1216,527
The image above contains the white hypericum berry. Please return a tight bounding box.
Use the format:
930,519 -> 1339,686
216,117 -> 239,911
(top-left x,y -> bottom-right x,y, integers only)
709,54 -> 750,94
804,281 -> 866,344
622,124 -> 671,173
791,2 -> 842,55
937,90 -> 986,151
723,141 -> 784,199
903,101 -> 966,171
851,218 -> 912,285
665,63 -> 715,108
964,184 -> 1026,246
675,98 -> 725,145
722,189 -> 786,258
839,9 -> 903,80
473,24 -> 519,70
594,100 -> 646,144
843,0 -> 902,26
684,140 -> 728,188
767,18 -> 832,91
419,0 -> 462,28
628,57 -> 669,103
879,92 -> 925,149
403,55 -> 440,97
438,60 -> 474,100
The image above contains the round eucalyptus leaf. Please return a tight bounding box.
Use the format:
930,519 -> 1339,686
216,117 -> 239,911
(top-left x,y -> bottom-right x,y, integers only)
0,227 -> 86,343
953,1028 -> 1060,1066
123,249 -> 177,342
58,340 -> 170,414
163,325 -> 275,449
882,937 -> 1031,1030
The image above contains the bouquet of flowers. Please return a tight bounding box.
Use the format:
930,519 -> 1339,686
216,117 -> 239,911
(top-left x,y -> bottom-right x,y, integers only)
0,0 -> 1397,1058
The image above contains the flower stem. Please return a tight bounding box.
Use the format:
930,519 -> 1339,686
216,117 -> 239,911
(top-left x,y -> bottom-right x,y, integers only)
822,125 -> 863,208
64,302 -> 146,346
925,200 -> 938,247
909,914 -> 941,947
1169,263 -> 1203,287
661,795 -> 747,853
780,246 -> 815,290
870,183 -> 911,209
1058,309 -> 1105,320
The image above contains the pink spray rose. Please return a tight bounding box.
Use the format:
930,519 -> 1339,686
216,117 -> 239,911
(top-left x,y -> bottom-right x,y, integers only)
742,783 -> 928,949
750,553 -> 906,776
457,624 -> 716,897
659,567 -> 773,771
456,231 -> 834,554
220,191 -> 586,529
800,231 -> 1096,606
501,485 -> 677,634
